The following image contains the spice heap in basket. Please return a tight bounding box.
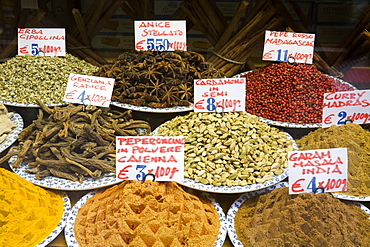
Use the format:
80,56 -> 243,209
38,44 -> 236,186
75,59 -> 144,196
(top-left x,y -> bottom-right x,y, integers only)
0,168 -> 64,246
95,49 -> 225,108
240,62 -> 355,124
233,186 -> 370,246
73,180 -> 220,246
154,111 -> 296,187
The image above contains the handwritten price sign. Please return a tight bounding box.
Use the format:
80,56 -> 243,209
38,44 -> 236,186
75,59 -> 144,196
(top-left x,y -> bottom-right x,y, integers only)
288,148 -> 348,194
63,73 -> 115,107
194,78 -> 246,112
18,28 -> 65,56
116,136 -> 184,181
134,20 -> 187,51
322,90 -> 370,128
262,30 -> 315,64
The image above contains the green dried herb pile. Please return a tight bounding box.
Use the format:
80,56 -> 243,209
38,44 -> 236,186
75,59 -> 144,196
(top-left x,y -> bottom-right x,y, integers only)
0,54 -> 98,104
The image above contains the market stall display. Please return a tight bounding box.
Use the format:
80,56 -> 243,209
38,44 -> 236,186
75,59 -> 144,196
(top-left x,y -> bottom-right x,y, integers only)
0,168 -> 70,247
0,100 -> 151,190
227,182 -> 370,247
153,111 -> 297,193
0,53 -> 98,106
296,123 -> 370,200
95,49 -> 225,110
66,180 -> 226,247
234,62 -> 356,127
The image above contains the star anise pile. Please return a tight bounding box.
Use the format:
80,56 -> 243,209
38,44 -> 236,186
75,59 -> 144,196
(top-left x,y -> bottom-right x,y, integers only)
94,50 -> 225,108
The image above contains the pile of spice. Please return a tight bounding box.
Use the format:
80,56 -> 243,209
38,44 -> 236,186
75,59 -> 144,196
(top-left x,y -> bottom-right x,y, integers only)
155,111 -> 295,187
95,49 -> 225,108
74,180 -> 220,246
296,123 -> 370,197
241,62 -> 355,124
0,168 -> 64,246
0,100 -> 151,182
0,53 -> 98,104
234,186 -> 370,246
0,102 -> 16,144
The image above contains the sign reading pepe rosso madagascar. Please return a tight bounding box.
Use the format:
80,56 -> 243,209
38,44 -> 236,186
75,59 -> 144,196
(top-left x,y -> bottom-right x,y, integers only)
262,30 -> 315,64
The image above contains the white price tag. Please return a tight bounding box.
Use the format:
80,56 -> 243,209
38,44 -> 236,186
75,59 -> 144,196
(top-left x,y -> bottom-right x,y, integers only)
116,136 -> 184,182
288,148 -> 348,194
193,78 -> 246,112
134,20 -> 187,51
63,73 -> 115,107
322,90 -> 370,127
18,28 -> 66,56
262,30 -> 315,64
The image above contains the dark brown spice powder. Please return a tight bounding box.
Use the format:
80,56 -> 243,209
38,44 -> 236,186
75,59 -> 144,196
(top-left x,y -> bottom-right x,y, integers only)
234,187 -> 370,247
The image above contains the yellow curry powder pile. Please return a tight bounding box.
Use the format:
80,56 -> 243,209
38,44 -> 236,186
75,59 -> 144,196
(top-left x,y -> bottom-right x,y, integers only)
234,187 -> 370,246
296,123 -> 370,196
0,168 -> 64,247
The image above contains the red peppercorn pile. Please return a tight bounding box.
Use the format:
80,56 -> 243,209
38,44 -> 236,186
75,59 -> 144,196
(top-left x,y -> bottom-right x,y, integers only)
242,62 -> 355,124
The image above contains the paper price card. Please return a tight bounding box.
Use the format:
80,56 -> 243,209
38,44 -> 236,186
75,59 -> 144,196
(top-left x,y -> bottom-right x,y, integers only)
322,90 -> 370,128
288,148 -> 348,194
18,28 -> 66,56
194,78 -> 246,112
262,30 -> 315,64
134,20 -> 187,51
63,73 -> 115,107
116,136 -> 184,181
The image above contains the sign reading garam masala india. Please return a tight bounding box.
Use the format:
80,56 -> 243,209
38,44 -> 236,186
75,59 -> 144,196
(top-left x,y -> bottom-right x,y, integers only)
18,28 -> 66,56
322,90 -> 370,128
116,136 -> 184,181
64,73 -> 115,107
134,20 -> 187,51
288,148 -> 348,194
194,78 -> 246,112
262,30 -> 315,64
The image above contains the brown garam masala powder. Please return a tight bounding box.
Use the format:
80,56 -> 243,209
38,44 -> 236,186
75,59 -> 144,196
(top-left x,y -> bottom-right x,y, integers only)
234,187 -> 370,246
296,123 -> 370,197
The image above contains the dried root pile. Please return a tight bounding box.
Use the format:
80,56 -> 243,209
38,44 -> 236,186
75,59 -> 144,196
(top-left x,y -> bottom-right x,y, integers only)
95,50 -> 225,108
0,100 -> 151,182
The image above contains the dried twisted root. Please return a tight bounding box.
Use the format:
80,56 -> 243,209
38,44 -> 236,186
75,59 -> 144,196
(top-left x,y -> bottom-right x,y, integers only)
0,100 -> 151,182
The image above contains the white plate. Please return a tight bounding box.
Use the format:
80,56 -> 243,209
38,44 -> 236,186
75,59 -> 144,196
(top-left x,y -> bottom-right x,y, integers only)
332,193 -> 370,201
226,182 -> 370,246
233,71 -> 357,128
0,112 -> 23,154
36,192 -> 71,247
0,100 -> 67,108
153,126 -> 298,194
65,189 -> 227,247
9,156 -> 121,191
111,101 -> 193,113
